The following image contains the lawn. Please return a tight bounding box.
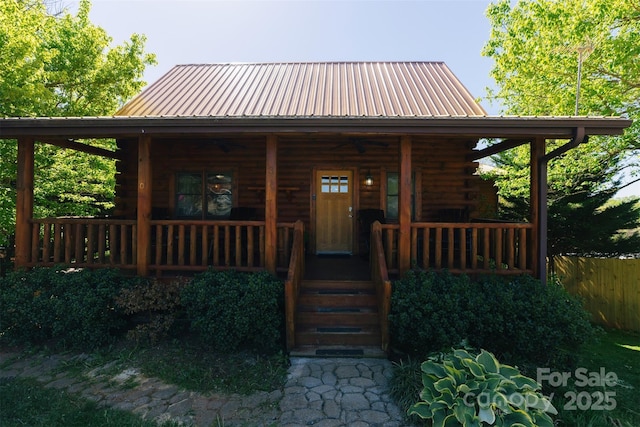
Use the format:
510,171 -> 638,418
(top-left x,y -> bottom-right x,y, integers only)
550,327 -> 640,426
0,376 -> 178,427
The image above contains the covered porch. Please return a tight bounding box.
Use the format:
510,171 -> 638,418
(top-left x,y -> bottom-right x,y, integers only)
3,115 -> 631,353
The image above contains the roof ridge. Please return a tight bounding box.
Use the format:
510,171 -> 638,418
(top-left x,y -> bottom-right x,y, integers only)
173,61 -> 447,67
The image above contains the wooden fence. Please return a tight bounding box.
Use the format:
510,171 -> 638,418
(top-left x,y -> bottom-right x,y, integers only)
554,256 -> 640,332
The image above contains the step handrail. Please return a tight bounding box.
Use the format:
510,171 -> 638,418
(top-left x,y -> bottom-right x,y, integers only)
371,221 -> 391,352
284,220 -> 305,351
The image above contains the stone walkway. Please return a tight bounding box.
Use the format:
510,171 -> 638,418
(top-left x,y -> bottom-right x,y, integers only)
0,352 -> 411,426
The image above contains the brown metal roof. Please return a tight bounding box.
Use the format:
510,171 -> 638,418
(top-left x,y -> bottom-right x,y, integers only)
115,62 -> 488,117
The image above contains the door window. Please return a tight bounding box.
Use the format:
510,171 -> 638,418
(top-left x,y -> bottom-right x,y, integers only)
321,175 -> 349,193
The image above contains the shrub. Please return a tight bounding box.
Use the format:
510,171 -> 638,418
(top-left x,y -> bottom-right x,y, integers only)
389,271 -> 596,370
115,278 -> 187,344
180,269 -> 284,354
409,348 -> 557,427
389,270 -> 476,357
0,267 -> 136,350
468,274 -> 595,370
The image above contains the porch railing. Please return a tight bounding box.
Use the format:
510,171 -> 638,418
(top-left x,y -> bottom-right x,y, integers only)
29,218 -> 138,269
380,221 -> 535,275
149,220 -> 265,272
284,220 -> 305,351
28,217 -> 297,273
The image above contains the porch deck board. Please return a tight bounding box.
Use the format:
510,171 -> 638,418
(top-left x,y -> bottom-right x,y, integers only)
304,255 -> 371,281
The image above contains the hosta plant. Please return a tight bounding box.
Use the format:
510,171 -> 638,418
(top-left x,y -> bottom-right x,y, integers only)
409,348 -> 557,427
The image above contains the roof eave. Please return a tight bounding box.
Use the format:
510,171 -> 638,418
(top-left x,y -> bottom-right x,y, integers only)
0,115 -> 632,139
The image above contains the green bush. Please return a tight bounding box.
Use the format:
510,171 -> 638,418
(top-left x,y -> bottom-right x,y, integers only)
180,269 -> 284,354
389,271 -> 596,370
389,270 -> 476,357
0,267 -> 136,350
409,348 -> 557,427
468,274 -> 595,370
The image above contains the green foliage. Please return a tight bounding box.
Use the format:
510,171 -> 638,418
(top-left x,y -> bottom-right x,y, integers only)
389,358 -> 425,425
0,267 -> 137,350
408,348 -> 557,427
0,0 -> 156,246
129,342 -> 289,395
0,376 -> 167,427
484,0 -> 640,122
389,270 -> 474,357
180,269 -> 285,354
481,0 -> 640,257
115,279 -> 187,344
389,271 -> 596,370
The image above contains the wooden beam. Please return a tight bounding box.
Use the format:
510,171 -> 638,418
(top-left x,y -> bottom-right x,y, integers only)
398,135 -> 412,275
136,135 -> 152,276
467,138 -> 531,160
15,137 -> 34,267
265,135 -> 278,274
40,138 -> 120,159
530,137 -> 546,283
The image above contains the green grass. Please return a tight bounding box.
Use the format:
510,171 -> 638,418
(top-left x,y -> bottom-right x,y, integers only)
55,338 -> 289,396
0,338 -> 288,427
550,328 -> 640,426
123,340 -> 289,395
0,377 -> 172,427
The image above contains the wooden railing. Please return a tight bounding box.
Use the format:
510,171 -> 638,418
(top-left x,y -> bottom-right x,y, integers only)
284,220 -> 305,351
28,217 -> 298,273
380,221 -> 535,275
371,221 -> 392,352
29,218 -> 138,269
149,220 -> 265,272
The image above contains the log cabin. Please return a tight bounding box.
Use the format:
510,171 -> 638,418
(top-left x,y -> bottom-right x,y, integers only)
0,62 -> 631,355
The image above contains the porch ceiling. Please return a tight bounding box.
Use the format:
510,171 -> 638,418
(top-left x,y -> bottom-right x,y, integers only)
0,115 -> 632,140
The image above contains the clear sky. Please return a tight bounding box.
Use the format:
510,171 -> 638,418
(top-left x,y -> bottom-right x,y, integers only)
86,0 -> 498,112
83,0 -> 638,197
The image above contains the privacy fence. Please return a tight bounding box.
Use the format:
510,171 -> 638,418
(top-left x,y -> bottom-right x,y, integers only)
555,256 -> 640,332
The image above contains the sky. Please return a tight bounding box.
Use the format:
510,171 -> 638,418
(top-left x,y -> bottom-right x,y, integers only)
86,0 -> 498,111
81,0 -> 638,198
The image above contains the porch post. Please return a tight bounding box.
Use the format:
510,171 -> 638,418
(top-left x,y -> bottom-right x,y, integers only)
136,135 -> 152,276
15,137 -> 34,268
398,135 -> 412,275
265,134 -> 277,274
530,137 -> 547,284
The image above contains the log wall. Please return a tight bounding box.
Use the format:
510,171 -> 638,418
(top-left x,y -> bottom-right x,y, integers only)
115,135 -> 495,250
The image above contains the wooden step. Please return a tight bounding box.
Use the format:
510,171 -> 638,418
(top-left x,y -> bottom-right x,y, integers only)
295,326 -> 381,346
294,279 -> 381,349
301,280 -> 376,291
297,292 -> 377,308
297,311 -> 379,327
289,345 -> 387,358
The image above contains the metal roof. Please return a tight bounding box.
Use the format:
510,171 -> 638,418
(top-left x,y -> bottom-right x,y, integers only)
115,62 -> 488,117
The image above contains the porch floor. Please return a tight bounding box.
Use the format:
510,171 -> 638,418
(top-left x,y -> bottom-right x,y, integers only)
304,254 -> 370,281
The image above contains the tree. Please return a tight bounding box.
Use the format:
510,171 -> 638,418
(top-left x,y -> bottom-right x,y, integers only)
0,0 -> 156,246
482,0 -> 640,259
